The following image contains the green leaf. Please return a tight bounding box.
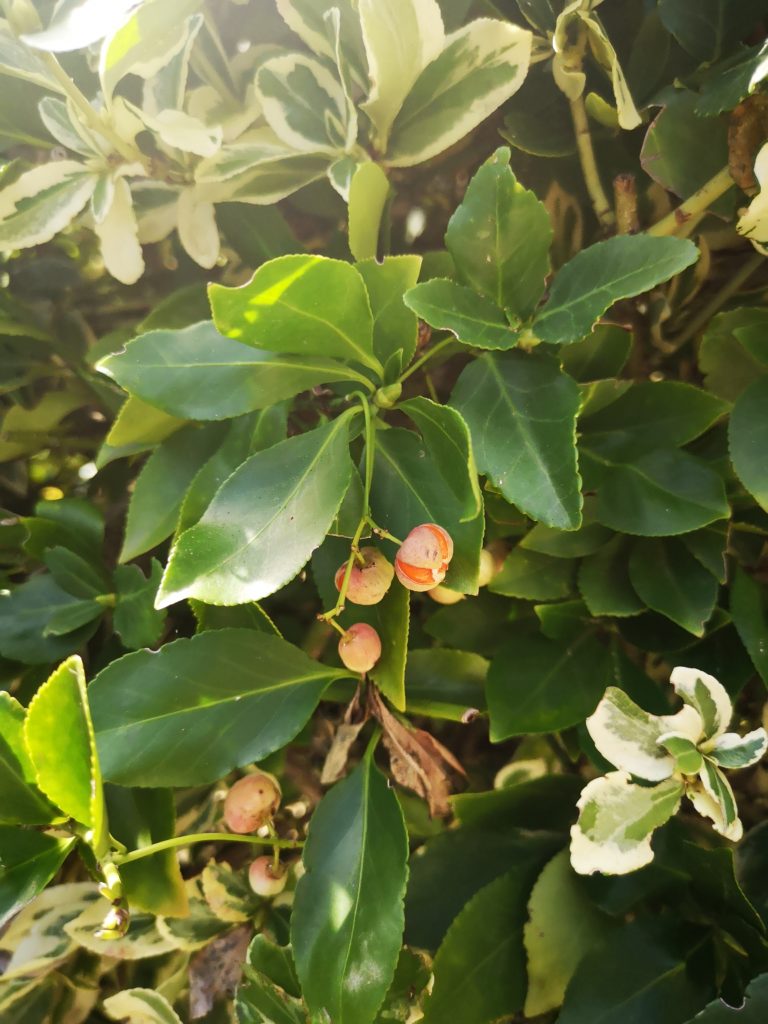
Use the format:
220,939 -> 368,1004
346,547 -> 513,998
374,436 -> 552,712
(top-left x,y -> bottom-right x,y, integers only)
43,597 -> 103,637
386,22 -> 531,167
682,525 -> 727,583
0,692 -> 57,825
24,656 -> 107,850
524,850 -> 616,1016
731,566 -> 768,686
0,575 -> 101,664
580,382 -> 728,462
348,161 -> 390,262
120,423 -> 225,563
443,147 -> 551,319
371,426 -> 484,593
210,255 -> 383,376
399,396 -> 481,521
587,449 -> 729,536
690,972 -> 768,1021
43,545 -> 109,599
658,0 -> 767,63
405,648 -> 488,721
90,629 -> 342,787
521,517 -> 612,558
356,255 -> 422,373
560,324 -> 632,382
98,322 -> 371,421
237,969 -> 306,1024
292,749 -> 408,1024
533,236 -> 699,345
0,828 -> 75,929
369,580 -> 410,712
103,988 -> 182,1024
157,416 -> 353,607
451,351 -> 582,530
628,538 -> 719,636
404,279 -> 518,349
489,546 -> 574,601
559,921 -> 712,1023
729,376 -> 768,513
113,561 -> 166,650
570,773 -> 684,876
105,786 -> 188,918
487,630 -> 611,739
421,869 -> 534,1024
699,308 -> 768,401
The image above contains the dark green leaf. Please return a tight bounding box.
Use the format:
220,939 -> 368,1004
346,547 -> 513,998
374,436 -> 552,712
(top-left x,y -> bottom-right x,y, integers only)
682,525 -> 728,583
99,322 -> 371,421
355,255 -> 422,376
487,631 -> 611,739
451,350 -> 582,529
371,427 -> 484,593
404,279 -> 518,349
534,236 -> 699,346
628,538 -> 719,636
444,147 -> 551,319
292,749 -> 408,1024
0,692 -> 57,825
405,648 -> 488,721
578,537 -> 645,617
699,308 -> 768,401
731,566 -> 768,686
113,561 -> 166,650
209,254 -> 383,376
729,376 -> 768,512
696,42 -> 768,116
0,827 -> 74,929
689,973 -> 768,1021
490,546 -> 574,600
369,580 -> 410,712
0,575 -> 100,664
658,0 -> 767,62
452,774 -> 583,832
42,546 -> 110,598
91,629 -> 342,786
158,416 -> 353,607
560,324 -> 632,382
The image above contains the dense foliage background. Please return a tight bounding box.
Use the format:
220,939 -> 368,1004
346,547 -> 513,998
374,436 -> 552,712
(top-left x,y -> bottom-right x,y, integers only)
3,0 -> 768,1021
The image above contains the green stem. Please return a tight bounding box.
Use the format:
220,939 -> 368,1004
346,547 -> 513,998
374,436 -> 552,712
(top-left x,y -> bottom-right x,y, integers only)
113,833 -> 304,866
399,337 -> 456,384
647,166 -> 734,237
569,92 -> 615,230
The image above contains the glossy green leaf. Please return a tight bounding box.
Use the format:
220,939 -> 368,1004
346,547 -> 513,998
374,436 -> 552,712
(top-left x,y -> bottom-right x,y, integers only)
699,308 -> 768,401
24,656 -> 107,850
451,350 -> 582,529
682,525 -> 728,584
487,631 -> 611,739
98,321 -> 371,421
0,692 -> 57,825
403,279 -> 518,349
587,449 -> 729,536
524,850 -> 616,1016
560,324 -> 631,382
105,786 -> 188,918
658,0 -> 767,63
421,869 -> 533,1024
580,382 -> 728,462
0,575 -> 101,664
113,561 -> 166,650
730,566 -> 768,687
729,376 -> 768,513
157,416 -> 353,607
356,255 -> 422,373
690,973 -> 768,1021
0,828 -> 75,929
386,25 -> 531,168
369,580 -> 410,712
490,547 -> 574,601
348,161 -> 390,261
405,648 -> 488,721
628,538 -> 719,636
292,749 -> 408,1024
521,517 -> 612,559
444,147 -> 551,320
534,236 -> 699,346
210,255 -> 383,376
120,423 -> 225,563
91,629 -> 342,786
371,426 -> 484,593
399,396 -> 481,521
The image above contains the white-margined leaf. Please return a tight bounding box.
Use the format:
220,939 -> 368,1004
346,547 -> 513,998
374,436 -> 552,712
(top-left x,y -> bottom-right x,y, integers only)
176,187 -> 219,269
570,772 -> 683,876
670,666 -> 731,742
0,20 -> 63,90
103,988 -> 182,1024
93,176 -> 144,285
0,161 -> 97,251
585,687 -> 676,782
385,19 -> 532,167
708,729 -> 768,770
689,760 -> 742,842
38,97 -> 102,156
21,0 -> 143,52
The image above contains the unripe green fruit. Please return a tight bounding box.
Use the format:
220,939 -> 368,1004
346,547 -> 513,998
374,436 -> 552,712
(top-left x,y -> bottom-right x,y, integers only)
223,771 -> 281,834
478,548 -> 499,587
334,546 -> 394,605
248,856 -> 288,897
395,523 -> 454,592
428,584 -> 465,605
338,622 -> 382,673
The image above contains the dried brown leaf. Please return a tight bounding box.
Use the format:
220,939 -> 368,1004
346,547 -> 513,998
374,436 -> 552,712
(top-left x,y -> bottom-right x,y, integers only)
189,924 -> 251,1019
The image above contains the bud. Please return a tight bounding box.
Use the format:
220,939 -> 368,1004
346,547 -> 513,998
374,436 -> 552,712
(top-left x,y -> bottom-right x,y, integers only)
223,772 -> 282,834
334,547 -> 394,605
395,523 -> 454,592
248,856 -> 288,897
338,622 -> 382,673
95,904 -> 130,940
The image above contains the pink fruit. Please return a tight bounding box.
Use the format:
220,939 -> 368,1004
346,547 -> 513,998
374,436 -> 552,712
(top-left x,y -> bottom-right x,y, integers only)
248,856 -> 288,897
338,622 -> 382,673
334,547 -> 394,605
395,523 -> 454,592
223,772 -> 281,834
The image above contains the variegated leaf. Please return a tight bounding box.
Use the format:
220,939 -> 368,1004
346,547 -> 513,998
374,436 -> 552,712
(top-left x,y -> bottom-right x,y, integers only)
585,687 -> 675,782
93,177 -> 144,285
570,772 -> 683,876
0,20 -> 63,90
38,97 -> 102,156
385,19 -> 532,167
657,733 -> 703,775
21,0 -> 143,52
64,901 -> 178,958
103,988 -> 182,1024
688,760 -> 742,841
0,161 -> 97,251
670,665 -> 732,741
708,729 -> 768,770
176,188 -> 219,269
